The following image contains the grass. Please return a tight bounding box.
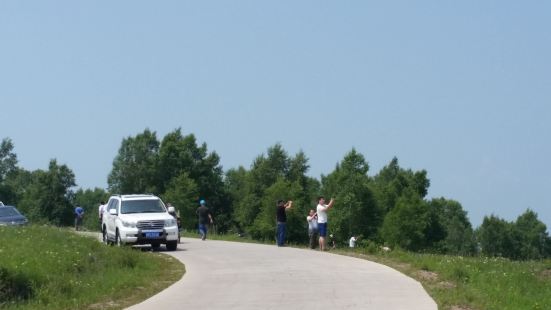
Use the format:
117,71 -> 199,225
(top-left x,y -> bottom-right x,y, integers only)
0,225 -> 185,310
183,232 -> 551,310
337,248 -> 551,310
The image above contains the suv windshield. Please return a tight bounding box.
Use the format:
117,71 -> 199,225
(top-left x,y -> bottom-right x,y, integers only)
121,199 -> 165,214
0,207 -> 21,217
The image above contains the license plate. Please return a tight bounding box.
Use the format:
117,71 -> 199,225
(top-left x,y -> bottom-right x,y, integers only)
145,232 -> 161,238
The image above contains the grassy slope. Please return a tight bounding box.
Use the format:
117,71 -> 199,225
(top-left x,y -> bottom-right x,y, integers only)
337,249 -> 551,310
0,225 -> 184,310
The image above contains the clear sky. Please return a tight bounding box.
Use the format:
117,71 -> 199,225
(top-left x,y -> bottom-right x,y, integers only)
1,1 -> 550,229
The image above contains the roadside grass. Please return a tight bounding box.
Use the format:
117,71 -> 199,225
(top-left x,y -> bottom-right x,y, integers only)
0,225 -> 184,310
337,248 -> 551,310
183,232 -> 551,310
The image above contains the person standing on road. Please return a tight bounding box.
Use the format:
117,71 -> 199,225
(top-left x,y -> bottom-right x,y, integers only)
74,205 -> 84,231
316,196 -> 335,251
276,200 -> 293,247
306,209 -> 318,249
196,199 -> 213,240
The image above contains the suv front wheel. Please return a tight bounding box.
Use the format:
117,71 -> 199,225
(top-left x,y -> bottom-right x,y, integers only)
116,230 -> 124,247
166,240 -> 177,251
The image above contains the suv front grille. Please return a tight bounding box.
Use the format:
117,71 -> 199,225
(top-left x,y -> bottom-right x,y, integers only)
137,220 -> 164,230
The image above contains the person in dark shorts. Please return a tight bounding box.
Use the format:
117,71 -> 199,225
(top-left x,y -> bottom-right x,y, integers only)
196,199 -> 213,240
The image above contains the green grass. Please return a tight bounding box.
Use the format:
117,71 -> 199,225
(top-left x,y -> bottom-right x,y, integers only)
338,248 -> 551,310
0,225 -> 184,310
183,232 -> 551,310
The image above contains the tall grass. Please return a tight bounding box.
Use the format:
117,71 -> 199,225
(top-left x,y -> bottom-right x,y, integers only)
0,225 -> 184,310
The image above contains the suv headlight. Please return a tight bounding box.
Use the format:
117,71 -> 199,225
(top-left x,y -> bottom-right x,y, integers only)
164,218 -> 176,227
121,220 -> 137,228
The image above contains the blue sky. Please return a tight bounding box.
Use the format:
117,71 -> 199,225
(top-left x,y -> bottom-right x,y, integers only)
1,1 -> 550,228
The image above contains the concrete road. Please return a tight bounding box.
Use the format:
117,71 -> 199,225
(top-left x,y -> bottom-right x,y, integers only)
127,238 -> 437,310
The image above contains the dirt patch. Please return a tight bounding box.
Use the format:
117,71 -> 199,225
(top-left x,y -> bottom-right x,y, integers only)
437,281 -> 456,289
450,306 -> 474,310
88,301 -> 121,309
539,269 -> 551,280
393,263 -> 411,271
415,270 -> 438,282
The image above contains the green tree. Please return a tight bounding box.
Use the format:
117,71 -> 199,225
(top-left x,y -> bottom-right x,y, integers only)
372,157 -> 430,215
18,160 -> 76,225
228,144 -> 316,242
513,209 -> 549,260
320,149 -> 380,243
157,128 -> 229,231
1,168 -> 32,205
108,129 -> 160,194
427,198 -> 476,255
225,166 -> 251,232
477,215 -> 515,258
162,172 -> 199,231
381,190 -> 430,251
0,138 -> 18,204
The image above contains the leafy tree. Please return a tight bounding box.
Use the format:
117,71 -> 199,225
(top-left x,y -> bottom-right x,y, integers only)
477,215 -> 515,258
0,138 -> 18,204
228,144 -> 317,242
513,209 -> 549,260
108,129 -> 160,194
18,160 -> 76,225
157,128 -> 229,231
0,138 -> 17,182
427,198 -> 476,255
372,157 -> 430,215
381,190 -> 430,251
1,168 -> 33,205
162,172 -> 199,231
320,149 -> 380,243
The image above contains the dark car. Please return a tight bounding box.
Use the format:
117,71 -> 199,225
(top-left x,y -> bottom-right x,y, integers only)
0,205 -> 28,226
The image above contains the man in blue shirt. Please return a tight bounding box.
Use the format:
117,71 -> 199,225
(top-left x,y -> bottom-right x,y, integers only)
75,205 -> 84,231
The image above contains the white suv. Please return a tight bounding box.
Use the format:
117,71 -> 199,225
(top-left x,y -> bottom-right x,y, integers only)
102,194 -> 179,251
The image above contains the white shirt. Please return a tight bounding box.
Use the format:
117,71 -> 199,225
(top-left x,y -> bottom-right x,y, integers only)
307,215 -> 318,231
317,204 -> 329,223
349,236 -> 357,248
98,204 -> 105,218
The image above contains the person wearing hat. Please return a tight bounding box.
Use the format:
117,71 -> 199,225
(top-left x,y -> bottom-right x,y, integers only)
196,199 -> 213,240
276,199 -> 293,247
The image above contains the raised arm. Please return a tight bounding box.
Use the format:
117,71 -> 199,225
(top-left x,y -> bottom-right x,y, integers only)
285,200 -> 293,210
326,198 -> 335,210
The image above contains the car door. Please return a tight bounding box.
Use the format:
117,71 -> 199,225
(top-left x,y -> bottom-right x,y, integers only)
106,199 -> 119,239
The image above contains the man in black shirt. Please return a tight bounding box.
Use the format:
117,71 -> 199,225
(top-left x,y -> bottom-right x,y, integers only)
276,199 -> 293,246
196,199 -> 213,240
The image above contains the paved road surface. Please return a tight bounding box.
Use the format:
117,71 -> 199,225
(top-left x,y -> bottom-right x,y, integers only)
127,238 -> 436,310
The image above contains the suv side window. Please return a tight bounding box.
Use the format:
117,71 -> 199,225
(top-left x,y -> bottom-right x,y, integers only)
107,199 -> 118,212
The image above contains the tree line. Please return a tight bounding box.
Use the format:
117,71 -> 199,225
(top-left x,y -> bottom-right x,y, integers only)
1,129 -> 550,260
